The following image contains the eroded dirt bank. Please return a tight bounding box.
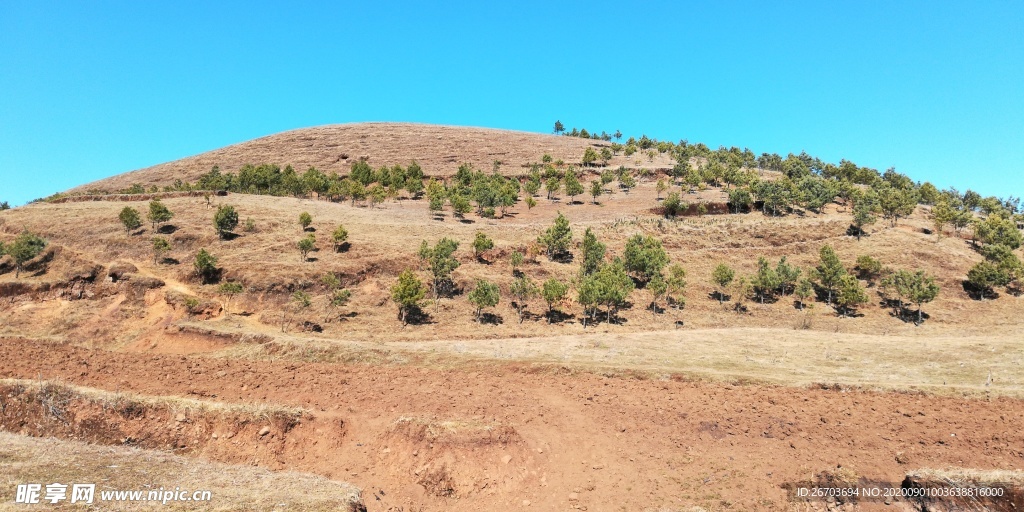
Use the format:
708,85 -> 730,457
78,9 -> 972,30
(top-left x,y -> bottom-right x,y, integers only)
1,337 -> 1023,511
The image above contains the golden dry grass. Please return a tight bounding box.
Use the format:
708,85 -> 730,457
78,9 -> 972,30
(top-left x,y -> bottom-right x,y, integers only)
193,321 -> 1024,397
0,378 -> 305,423
2,123 -> 1023,399
68,123 -> 664,194
4,182 -> 1017,338
0,432 -> 362,511
910,468 -> 1024,485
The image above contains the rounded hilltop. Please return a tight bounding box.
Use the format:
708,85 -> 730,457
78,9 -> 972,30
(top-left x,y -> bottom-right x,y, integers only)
71,122 -> 625,195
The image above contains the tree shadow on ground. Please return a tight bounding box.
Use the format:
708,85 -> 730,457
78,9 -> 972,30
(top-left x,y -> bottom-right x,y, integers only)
544,309 -> 574,324
549,252 -> 575,264
887,306 -> 929,324
404,306 -> 433,325
479,312 -> 503,325
961,280 -> 999,301
751,294 -> 780,305
579,311 -> 629,327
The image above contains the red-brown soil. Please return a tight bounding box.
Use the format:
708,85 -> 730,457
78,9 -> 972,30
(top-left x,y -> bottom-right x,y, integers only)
2,337 -> 1022,512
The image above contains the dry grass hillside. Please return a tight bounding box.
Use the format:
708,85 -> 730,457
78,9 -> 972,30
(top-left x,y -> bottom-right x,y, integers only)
70,123 -> 654,194
3,122 -> 1024,511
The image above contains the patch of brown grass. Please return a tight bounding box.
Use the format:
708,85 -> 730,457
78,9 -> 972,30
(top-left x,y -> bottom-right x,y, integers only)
0,431 -> 362,511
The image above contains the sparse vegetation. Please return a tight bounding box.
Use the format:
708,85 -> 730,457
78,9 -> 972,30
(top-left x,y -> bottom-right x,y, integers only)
662,192 -> 684,218
665,264 -> 687,310
193,249 -> 219,284
712,264 -> 735,304
835,273 -> 868,317
509,275 -> 538,323
6,122 -> 1024,512
298,234 -> 316,261
794,278 -> 814,309
563,169 -> 584,203
472,232 -> 494,260
890,270 -> 941,325
579,228 -> 606,277
214,205 -> 239,239
6,231 -> 47,278
751,257 -> 782,303
467,279 -> 500,322
424,238 -> 460,310
391,269 -> 425,325
623,233 -> 668,283
147,199 -> 173,231
327,288 -> 352,321
813,245 -> 847,305
538,212 -> 572,261
218,282 -> 244,312
541,278 -> 569,322
118,206 -> 142,235
854,255 -> 883,283
582,259 -> 634,324
152,237 -> 171,263
851,191 -> 879,239
331,224 -> 348,251
510,251 -> 524,273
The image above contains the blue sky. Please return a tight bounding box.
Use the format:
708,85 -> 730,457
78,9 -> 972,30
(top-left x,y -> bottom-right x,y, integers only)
1,1 -> 1022,206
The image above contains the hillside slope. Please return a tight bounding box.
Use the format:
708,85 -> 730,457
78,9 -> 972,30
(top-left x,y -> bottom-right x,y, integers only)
4,122 -> 1024,512
70,123 -> 637,194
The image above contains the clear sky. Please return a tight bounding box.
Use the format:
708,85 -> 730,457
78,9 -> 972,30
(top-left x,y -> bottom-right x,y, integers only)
1,1 -> 1022,206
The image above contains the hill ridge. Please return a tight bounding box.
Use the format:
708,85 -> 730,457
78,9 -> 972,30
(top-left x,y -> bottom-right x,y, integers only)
70,122 -> 621,194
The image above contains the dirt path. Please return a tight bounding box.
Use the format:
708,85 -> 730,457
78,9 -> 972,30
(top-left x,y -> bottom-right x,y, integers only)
2,338 -> 1022,511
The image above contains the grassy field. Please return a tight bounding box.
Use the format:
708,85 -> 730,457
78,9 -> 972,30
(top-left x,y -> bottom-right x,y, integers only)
191,320 -> 1024,397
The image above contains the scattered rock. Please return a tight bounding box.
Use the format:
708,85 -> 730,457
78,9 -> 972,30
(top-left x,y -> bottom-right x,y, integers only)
258,426 -> 271,437
501,454 -> 512,464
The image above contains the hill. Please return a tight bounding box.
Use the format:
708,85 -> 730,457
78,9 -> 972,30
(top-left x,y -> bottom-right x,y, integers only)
70,123 -> 644,195
3,122 -> 1024,511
